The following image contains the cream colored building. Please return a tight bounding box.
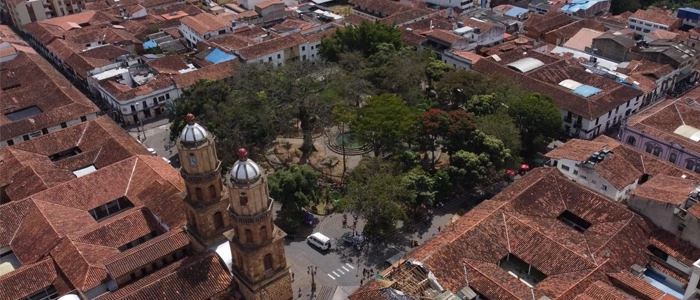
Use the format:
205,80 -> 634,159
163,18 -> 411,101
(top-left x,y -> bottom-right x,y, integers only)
5,0 -> 85,26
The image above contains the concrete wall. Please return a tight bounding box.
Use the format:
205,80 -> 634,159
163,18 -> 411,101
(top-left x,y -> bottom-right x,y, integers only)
561,94 -> 641,139
628,196 -> 700,248
552,158 -> 631,200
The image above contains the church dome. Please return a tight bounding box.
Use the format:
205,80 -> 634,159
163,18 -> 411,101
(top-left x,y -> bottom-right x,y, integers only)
230,148 -> 262,184
179,113 -> 209,145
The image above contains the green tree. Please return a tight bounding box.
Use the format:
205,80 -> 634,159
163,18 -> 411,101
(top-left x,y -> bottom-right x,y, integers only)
433,70 -> 502,110
610,0 -> 641,15
169,78 -> 281,167
402,169 -> 436,212
319,21 -> 404,61
508,93 -> 562,155
466,94 -> 498,116
268,165 -> 320,211
440,110 -> 477,154
476,113 -> 522,168
341,158 -> 411,238
448,151 -> 492,188
465,130 -> 512,170
425,58 -> 452,86
432,169 -> 452,203
352,94 -> 417,156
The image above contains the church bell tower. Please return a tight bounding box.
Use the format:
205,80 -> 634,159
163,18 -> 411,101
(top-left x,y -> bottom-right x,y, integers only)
224,148 -> 293,300
177,113 -> 232,250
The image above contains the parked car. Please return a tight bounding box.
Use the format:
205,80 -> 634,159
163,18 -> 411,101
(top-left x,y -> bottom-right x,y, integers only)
307,232 -> 331,251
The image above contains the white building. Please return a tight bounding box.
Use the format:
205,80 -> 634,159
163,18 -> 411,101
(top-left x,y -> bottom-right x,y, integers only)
424,0 -> 473,10
545,135 -> 700,202
454,18 -> 505,48
627,8 -> 680,35
179,13 -> 234,48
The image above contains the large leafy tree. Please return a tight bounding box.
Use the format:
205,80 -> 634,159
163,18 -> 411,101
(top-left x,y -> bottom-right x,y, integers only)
465,130 -> 512,170
466,94 -> 498,116
441,110 -> 477,154
402,169 -> 436,213
268,165 -> 320,211
352,94 -> 417,156
319,21 -> 404,61
448,151 -> 492,188
169,78 -> 281,167
477,113 -> 523,168
508,93 -> 562,155
341,158 -> 411,238
433,70 -> 502,110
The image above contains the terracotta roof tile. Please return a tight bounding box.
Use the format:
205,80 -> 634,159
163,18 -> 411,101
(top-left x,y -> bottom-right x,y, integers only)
631,174 -> 697,205
380,8 -> 431,26
630,8 -> 680,28
180,13 -> 230,35
147,55 -> 190,74
74,208 -> 164,248
573,281 -> 629,300
103,229 -> 190,278
422,29 -> 464,45
173,60 -> 238,88
236,33 -> 306,60
626,90 -> 700,156
400,30 -> 427,48
0,52 -> 99,140
608,271 -> 666,299
348,0 -> 411,17
356,168 -> 697,299
100,75 -> 175,102
0,258 -> 62,300
96,252 -> 232,300
473,54 -> 643,120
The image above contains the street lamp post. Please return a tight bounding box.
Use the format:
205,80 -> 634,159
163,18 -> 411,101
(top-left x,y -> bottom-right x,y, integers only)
308,266 -> 318,292
134,103 -> 145,141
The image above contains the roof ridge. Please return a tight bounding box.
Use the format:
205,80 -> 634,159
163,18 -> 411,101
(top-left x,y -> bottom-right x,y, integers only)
502,211 -> 511,253
673,103 -> 686,125
462,259 -> 521,298
125,156 -> 139,195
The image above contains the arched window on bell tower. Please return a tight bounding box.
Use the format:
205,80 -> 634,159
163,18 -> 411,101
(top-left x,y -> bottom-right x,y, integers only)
208,184 -> 216,200
245,229 -> 253,243
195,187 -> 203,202
259,225 -> 267,241
240,192 -> 248,206
213,211 -> 224,230
263,254 -> 273,271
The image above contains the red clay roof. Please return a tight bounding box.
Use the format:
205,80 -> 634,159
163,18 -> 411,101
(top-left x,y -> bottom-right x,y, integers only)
626,88 -> 700,157
473,52 -> 643,120
104,229 -> 189,278
631,174 -> 698,205
0,52 -> 99,140
173,60 -> 239,88
348,0 -> 411,17
545,135 -> 700,190
236,33 -> 306,60
0,258 -> 70,300
630,8 -> 679,27
0,116 -> 148,202
361,168 -> 700,299
180,13 -> 230,35
95,252 -> 233,300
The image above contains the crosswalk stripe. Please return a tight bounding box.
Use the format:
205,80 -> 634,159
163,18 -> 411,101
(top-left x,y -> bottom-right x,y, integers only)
346,263 -> 355,269
337,269 -> 345,275
327,274 -> 335,280
332,271 -> 340,277
342,266 -> 350,272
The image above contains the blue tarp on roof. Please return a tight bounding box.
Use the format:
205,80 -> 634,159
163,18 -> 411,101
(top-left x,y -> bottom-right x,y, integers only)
143,40 -> 157,49
504,6 -> 529,17
678,8 -> 700,20
205,48 -> 237,64
572,85 -> 603,97
559,0 -> 606,13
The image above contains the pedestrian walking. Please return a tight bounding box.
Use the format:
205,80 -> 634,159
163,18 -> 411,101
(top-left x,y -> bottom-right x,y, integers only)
438,226 -> 441,233
361,278 -> 364,285
291,272 -> 295,281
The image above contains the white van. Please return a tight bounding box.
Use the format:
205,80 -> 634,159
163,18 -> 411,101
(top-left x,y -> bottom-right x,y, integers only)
307,232 -> 331,251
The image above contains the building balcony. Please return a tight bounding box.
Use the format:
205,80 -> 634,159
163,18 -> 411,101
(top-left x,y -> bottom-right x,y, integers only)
180,162 -> 221,184
574,121 -> 583,129
229,199 -> 274,224
564,116 -> 573,123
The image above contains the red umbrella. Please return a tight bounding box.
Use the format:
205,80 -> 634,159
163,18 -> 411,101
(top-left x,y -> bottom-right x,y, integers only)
505,169 -> 516,176
520,164 -> 530,171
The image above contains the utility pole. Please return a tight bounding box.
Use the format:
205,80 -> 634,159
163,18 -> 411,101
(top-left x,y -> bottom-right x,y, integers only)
308,265 -> 317,292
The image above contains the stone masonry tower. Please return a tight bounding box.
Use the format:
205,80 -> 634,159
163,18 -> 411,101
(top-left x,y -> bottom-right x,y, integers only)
224,148 -> 292,300
177,113 -> 232,250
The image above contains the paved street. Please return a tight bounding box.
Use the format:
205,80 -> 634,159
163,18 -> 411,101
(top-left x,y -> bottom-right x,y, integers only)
284,193 -> 483,299
125,118 -> 180,166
